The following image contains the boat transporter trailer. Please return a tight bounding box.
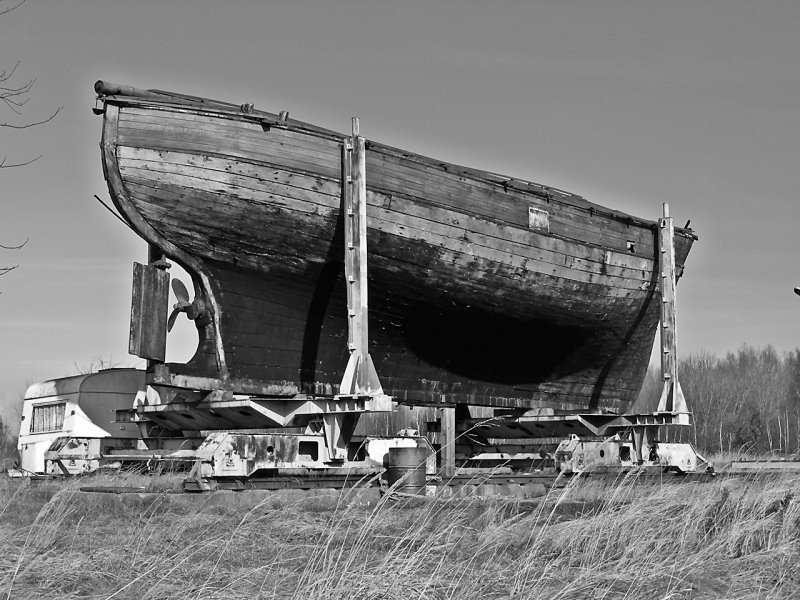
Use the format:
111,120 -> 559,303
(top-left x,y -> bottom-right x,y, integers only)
32,121 -> 711,491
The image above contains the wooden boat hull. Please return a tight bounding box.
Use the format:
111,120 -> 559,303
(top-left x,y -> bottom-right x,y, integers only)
96,83 -> 696,414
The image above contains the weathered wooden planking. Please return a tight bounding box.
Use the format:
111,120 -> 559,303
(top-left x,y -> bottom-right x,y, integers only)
366,211 -> 651,291
119,159 -> 655,295
252,271 -> 643,406
373,192 -> 656,273
145,228 -> 643,335
122,175 -> 655,309
117,118 -> 342,180
121,157 -> 655,289
366,150 -> 658,253
115,97 -> 687,238
134,202 -> 647,322
367,138 -> 659,234
118,107 -> 344,159
118,107 -> 666,257
124,185 -> 337,249
197,259 -> 647,409
119,165 -> 338,219
119,107 -> 343,156
111,95 -> 611,232
371,150 -> 665,257
116,139 -> 681,287
118,147 -> 342,197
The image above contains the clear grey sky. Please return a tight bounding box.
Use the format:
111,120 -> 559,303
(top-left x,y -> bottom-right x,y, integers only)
2,0 -> 800,425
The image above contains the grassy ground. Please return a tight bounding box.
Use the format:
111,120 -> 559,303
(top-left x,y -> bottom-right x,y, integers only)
1,470 -> 799,599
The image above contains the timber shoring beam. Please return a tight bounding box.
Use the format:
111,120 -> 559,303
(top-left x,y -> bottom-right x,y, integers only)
656,203 -> 689,421
339,117 -> 383,399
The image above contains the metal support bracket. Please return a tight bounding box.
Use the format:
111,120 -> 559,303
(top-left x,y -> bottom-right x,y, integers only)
322,413 -> 359,463
656,203 -> 689,423
339,117 -> 383,398
631,425 -> 659,464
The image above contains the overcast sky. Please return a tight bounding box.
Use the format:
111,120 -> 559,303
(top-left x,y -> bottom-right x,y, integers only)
2,0 -> 800,424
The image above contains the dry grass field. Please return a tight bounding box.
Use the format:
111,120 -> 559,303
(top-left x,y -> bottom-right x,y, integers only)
1,470 -> 799,600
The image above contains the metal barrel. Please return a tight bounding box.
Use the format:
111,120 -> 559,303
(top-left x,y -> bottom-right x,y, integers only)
385,446 -> 428,495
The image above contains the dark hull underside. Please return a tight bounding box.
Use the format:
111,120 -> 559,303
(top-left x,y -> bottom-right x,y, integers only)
98,88 -> 695,413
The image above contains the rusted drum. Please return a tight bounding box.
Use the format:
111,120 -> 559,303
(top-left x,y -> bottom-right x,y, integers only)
385,446 -> 428,495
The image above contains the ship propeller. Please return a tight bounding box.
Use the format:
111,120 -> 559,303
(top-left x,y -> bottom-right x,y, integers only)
167,279 -> 206,332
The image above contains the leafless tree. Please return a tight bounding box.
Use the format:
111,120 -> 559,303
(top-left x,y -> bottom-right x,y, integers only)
1,59 -> 61,168
1,0 -> 61,169
1,0 -> 61,285
74,356 -> 124,375
0,240 -> 26,278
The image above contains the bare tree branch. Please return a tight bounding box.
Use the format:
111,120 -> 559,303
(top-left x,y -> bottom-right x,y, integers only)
0,60 -> 31,115
0,238 -> 28,250
0,59 -> 22,82
0,105 -> 61,129
2,0 -> 48,281
0,0 -> 60,166
0,154 -> 41,168
0,0 -> 24,18
0,239 -> 26,287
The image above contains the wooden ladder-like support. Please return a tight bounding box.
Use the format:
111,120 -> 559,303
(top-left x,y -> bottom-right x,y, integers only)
339,117 -> 383,398
315,118 -> 386,463
656,202 -> 689,423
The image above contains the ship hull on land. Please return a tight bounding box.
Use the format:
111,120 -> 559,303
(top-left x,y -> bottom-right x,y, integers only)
96,82 -> 695,414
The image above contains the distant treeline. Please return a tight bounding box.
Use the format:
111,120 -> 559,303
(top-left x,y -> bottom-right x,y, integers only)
0,415 -> 17,468
637,345 -> 800,455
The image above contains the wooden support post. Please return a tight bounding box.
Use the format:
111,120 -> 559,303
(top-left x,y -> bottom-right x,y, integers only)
657,203 -> 689,423
441,407 -> 456,477
339,117 -> 383,397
